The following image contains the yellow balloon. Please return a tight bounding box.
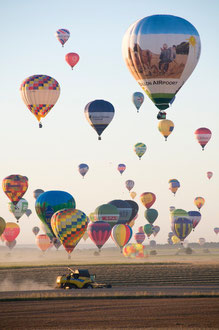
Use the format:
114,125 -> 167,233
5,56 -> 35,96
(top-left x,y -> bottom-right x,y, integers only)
130,192 -> 137,199
171,235 -> 180,244
158,119 -> 174,141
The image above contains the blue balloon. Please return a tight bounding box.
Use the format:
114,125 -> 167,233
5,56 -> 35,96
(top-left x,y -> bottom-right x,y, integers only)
84,100 -> 115,140
108,200 -> 132,224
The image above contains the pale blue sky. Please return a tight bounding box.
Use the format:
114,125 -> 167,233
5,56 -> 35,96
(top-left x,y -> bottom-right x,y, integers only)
0,0 -> 219,246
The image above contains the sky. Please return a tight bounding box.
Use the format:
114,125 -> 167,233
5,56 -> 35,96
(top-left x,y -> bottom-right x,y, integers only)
0,0 -> 219,246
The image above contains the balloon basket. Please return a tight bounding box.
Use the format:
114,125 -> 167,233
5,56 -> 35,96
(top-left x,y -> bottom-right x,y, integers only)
98,136 -> 101,140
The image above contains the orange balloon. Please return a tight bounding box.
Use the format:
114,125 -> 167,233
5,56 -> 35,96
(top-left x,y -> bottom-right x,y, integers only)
140,192 -> 156,209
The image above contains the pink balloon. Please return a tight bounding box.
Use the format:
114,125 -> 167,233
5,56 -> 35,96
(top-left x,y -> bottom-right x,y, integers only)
65,53 -> 80,69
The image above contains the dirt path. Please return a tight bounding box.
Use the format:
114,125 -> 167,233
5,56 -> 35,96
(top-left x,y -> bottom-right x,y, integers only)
0,298 -> 219,329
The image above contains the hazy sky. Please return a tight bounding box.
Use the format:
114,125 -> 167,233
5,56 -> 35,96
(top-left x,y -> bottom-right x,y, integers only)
0,0 -> 219,246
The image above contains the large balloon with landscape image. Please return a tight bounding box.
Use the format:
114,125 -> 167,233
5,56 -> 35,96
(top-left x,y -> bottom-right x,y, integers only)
122,14 -> 201,113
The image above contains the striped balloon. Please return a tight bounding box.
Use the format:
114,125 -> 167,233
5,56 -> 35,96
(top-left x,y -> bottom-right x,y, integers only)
36,234 -> 51,252
111,224 -> 132,252
117,164 -> 126,175
134,142 -> 147,160
188,211 -> 201,229
194,127 -> 212,150
51,208 -> 88,255
173,217 -> 193,242
88,221 -> 111,251
134,232 -> 145,244
55,29 -> 70,47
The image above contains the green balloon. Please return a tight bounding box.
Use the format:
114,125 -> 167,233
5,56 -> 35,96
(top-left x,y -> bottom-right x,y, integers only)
95,204 -> 119,228
144,208 -> 158,224
0,217 -> 6,236
143,224 -> 153,237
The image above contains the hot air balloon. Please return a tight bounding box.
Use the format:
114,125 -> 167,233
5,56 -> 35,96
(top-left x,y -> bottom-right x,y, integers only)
36,234 -> 51,252
140,192 -> 156,209
173,217 -> 193,242
2,175 -> 28,206
207,171 -> 213,180
188,211 -> 201,230
6,240 -> 16,250
144,208 -> 158,225
138,226 -> 144,233
25,209 -> 32,217
108,200 -> 132,224
8,198 -> 28,223
122,14 -> 201,114
123,243 -> 148,258
55,29 -> 70,47
78,164 -> 89,178
35,190 -> 76,241
194,197 -> 205,210
111,224 -> 132,252
168,231 -> 174,238
169,206 -> 176,213
158,120 -> 174,141
134,231 -> 145,244
171,235 -> 180,244
152,225 -> 160,237
51,208 -> 88,256
132,92 -> 144,113
214,228 -> 219,235
168,179 -> 180,196
117,164 -> 126,175
20,75 -> 60,128
150,240 -> 156,248
198,237 -> 206,246
94,204 -> 120,228
32,226 -> 40,236
33,189 -> 44,200
194,128 -> 212,151
84,99 -> 115,140
2,222 -> 20,242
134,142 -> 146,160
130,191 -> 137,199
53,237 -> 62,250
87,221 -> 111,252
65,53 -> 79,69
0,217 -> 6,236
171,209 -> 188,222
143,224 -> 154,238
125,180 -> 135,192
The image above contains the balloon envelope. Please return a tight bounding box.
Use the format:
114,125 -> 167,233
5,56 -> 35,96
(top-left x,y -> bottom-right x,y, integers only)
111,224 -> 132,251
132,92 -> 144,112
194,197 -> 205,210
35,190 -> 76,240
65,53 -> 79,69
168,179 -> 180,195
84,99 -> 115,140
207,171 -> 213,180
122,14 -> 201,111
55,29 -> 70,46
88,221 -> 111,251
143,224 -> 154,237
78,164 -> 89,178
32,226 -> 40,236
20,75 -> 60,126
0,217 -> 6,236
33,189 -> 44,200
125,200 -> 139,222
25,209 -> 32,217
2,175 -> 28,206
125,180 -> 135,192
188,211 -> 201,229
140,192 -> 156,209
173,217 -> 193,241
8,198 -> 28,222
134,143 -> 146,160
134,232 -> 145,244
158,120 -> 174,141
2,222 -> 20,242
130,192 -> 137,199
36,234 -> 51,252
194,128 -> 212,150
117,164 -> 126,175
51,208 -> 88,254
123,243 -> 148,258
6,240 -> 16,250
144,208 -> 158,224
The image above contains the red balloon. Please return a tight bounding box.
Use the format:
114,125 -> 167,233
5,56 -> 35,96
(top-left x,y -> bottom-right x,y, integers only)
87,221 -> 111,251
65,53 -> 80,69
194,127 -> 212,151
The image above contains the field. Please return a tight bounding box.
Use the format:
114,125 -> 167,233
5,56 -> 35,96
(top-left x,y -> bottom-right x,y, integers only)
0,246 -> 219,328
